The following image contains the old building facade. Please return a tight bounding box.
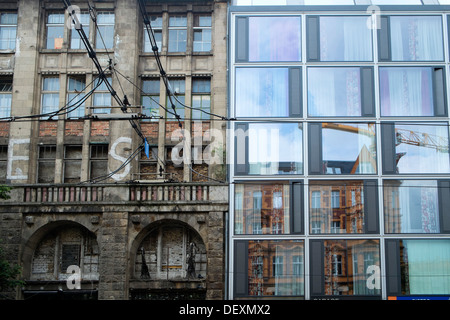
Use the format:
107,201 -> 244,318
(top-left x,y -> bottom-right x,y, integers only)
0,0 -> 228,300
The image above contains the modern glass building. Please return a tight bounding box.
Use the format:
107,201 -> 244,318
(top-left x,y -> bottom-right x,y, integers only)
228,0 -> 450,300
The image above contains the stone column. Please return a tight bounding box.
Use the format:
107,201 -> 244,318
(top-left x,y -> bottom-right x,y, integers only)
206,211 -> 224,299
7,0 -> 41,184
98,211 -> 129,300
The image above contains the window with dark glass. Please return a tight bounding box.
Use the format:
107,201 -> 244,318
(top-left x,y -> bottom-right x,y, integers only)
307,67 -> 374,117
307,16 -> 372,62
235,67 -> 301,118
0,13 -> 17,50
378,16 -> 444,62
236,16 -> 301,62
310,240 -> 381,298
235,122 -> 303,175
0,145 -> 7,183
64,145 -> 82,183
381,123 -> 450,174
308,123 -> 377,175
38,145 -> 56,183
379,67 -> 447,117
234,240 -> 304,297
89,144 -> 108,179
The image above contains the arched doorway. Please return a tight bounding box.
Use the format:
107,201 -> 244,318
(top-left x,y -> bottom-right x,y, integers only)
130,220 -> 207,300
23,223 -> 99,300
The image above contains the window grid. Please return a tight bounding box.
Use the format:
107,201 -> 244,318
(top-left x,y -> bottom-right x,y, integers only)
0,12 -> 17,50
230,11 -> 450,300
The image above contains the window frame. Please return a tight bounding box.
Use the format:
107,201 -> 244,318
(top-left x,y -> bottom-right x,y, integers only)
0,12 -> 17,51
95,12 -> 115,50
307,66 -> 375,118
308,122 -> 378,176
233,181 -> 304,235
41,76 -> 60,115
192,78 -> 211,120
234,122 -> 304,176
234,66 -> 302,118
193,15 -> 212,53
168,15 -> 187,53
45,12 -> 65,50
378,15 -> 445,62
66,75 -> 86,119
235,15 -> 302,63
306,15 -> 374,62
37,145 -> 57,184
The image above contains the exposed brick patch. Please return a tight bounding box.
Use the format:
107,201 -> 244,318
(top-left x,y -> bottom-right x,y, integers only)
90,121 -> 109,136
140,123 -> 159,144
39,121 -> 58,137
0,122 -> 9,137
65,120 -> 84,136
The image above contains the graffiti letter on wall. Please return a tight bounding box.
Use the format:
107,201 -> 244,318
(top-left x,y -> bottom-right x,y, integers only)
109,137 -> 132,181
7,138 -> 30,180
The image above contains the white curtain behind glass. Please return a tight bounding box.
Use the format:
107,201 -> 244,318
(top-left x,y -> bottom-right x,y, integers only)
320,17 -> 372,61
391,16 -> 443,61
381,68 -> 433,116
308,68 -> 360,117
405,240 -> 450,294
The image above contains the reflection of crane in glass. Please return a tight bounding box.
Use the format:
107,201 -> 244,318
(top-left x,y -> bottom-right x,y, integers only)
322,123 -> 449,172
395,128 -> 449,153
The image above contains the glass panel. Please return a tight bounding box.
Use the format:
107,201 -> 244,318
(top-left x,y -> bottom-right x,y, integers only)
235,68 -> 289,117
0,26 -> 16,50
394,123 -> 450,174
390,16 -> 443,61
384,180 -> 440,234
380,67 -> 434,116
322,123 -> 377,175
310,181 -> 365,234
245,123 -> 303,175
308,67 -> 361,117
247,240 -> 304,296
400,240 -> 450,295
323,240 -> 381,296
168,29 -> 187,52
234,184 -> 291,235
169,16 -> 187,27
248,16 -> 301,62
71,13 -> 90,49
319,16 -> 372,62
0,93 -> 11,117
0,13 -> 17,25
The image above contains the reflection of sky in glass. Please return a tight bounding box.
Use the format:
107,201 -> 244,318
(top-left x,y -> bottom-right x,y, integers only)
322,123 -> 376,174
395,124 -> 450,174
248,123 -> 303,174
249,16 -> 301,62
235,68 -> 289,117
